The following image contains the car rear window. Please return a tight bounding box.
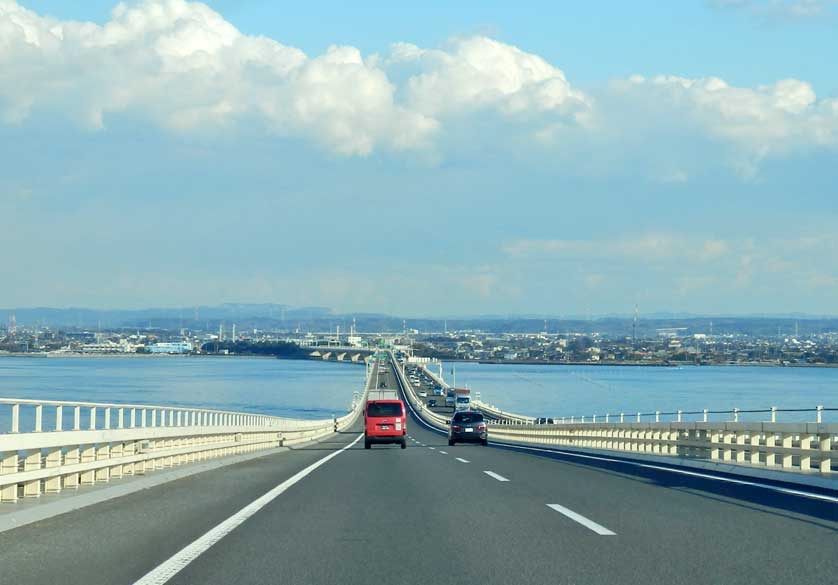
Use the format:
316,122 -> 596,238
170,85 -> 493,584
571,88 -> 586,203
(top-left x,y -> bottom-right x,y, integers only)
453,412 -> 483,423
367,402 -> 402,417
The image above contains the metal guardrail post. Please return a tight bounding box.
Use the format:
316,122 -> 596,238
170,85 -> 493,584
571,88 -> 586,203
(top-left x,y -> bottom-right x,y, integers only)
816,405 -> 823,424
11,403 -> 19,433
770,406 -> 776,423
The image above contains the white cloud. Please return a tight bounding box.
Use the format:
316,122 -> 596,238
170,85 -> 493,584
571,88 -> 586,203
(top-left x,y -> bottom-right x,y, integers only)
389,36 -> 590,121
497,232 -> 838,311
0,1 -> 592,155
503,234 -> 701,262
1,0 -> 836,169
0,0 -> 436,154
612,74 -> 838,175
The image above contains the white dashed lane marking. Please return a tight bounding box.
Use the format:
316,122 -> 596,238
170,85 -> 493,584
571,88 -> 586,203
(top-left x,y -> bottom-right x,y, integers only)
439,451 -> 448,454
483,471 -> 510,482
546,504 -> 616,536
456,458 -> 470,463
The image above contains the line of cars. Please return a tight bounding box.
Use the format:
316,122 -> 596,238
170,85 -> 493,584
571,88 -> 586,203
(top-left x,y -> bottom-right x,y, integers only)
405,364 -> 445,399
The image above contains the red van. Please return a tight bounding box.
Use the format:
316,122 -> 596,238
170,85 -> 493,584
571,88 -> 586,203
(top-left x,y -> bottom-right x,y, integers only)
364,399 -> 407,449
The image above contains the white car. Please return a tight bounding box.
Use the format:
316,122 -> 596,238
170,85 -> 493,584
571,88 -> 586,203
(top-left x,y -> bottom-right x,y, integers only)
419,391 -> 428,397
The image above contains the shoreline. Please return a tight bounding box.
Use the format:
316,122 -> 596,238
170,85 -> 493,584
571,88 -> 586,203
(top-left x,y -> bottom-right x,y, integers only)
459,359 -> 838,368
3,352 -> 834,369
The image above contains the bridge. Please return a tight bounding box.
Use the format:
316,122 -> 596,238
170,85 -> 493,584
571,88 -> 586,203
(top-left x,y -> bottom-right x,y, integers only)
0,353 -> 835,585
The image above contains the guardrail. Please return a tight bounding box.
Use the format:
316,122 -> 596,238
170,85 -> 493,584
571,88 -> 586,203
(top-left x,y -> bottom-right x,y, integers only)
0,390 -> 367,503
488,419 -> 837,474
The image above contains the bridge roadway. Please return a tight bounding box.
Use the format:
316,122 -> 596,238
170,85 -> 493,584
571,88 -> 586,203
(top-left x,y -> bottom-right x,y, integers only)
0,361 -> 835,585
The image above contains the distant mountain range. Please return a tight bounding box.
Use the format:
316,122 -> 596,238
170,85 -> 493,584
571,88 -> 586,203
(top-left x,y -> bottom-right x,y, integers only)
2,304 -> 838,337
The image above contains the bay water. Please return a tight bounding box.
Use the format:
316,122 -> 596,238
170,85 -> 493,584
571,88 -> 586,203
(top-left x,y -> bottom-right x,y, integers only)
439,361 -> 838,422
0,356 -> 366,433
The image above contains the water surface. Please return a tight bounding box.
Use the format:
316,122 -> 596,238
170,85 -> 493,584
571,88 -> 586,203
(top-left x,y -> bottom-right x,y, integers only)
0,356 -> 365,433
438,362 -> 838,422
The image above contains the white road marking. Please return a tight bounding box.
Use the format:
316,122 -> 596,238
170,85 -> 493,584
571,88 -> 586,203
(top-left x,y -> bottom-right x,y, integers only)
428,447 -> 436,450
439,451 -> 448,454
496,443 -> 838,504
132,433 -> 364,585
456,458 -> 470,463
547,504 -> 616,536
483,470 -> 510,482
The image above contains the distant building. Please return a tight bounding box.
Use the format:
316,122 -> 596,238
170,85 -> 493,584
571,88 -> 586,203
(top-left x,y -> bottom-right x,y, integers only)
148,341 -> 193,354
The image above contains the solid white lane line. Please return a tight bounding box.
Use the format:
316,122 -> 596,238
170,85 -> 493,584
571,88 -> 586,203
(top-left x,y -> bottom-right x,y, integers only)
484,470 -> 510,482
456,458 -> 470,463
496,443 -> 838,504
439,451 -> 448,454
132,433 -> 364,585
547,504 -> 616,535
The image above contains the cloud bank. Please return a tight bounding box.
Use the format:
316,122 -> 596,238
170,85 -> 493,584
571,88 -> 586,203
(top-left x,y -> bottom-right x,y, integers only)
1,0 -> 836,168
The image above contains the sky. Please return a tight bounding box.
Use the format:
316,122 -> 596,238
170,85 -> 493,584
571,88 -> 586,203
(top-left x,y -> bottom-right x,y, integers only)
1,0 -> 837,317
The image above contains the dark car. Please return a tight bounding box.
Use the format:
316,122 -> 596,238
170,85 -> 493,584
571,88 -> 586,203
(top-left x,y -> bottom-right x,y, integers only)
535,417 -> 555,424
447,411 -> 488,446
427,399 -> 437,407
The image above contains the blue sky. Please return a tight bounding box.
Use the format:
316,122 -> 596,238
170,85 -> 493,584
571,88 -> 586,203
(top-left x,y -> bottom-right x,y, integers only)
2,0 -> 837,316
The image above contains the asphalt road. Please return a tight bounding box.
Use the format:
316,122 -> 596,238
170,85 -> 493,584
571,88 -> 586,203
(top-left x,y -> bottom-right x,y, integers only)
0,358 -> 835,585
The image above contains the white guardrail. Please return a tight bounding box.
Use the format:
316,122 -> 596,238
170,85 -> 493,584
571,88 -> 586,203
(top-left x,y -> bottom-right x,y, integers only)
407,360 -> 836,475
0,387 -> 368,503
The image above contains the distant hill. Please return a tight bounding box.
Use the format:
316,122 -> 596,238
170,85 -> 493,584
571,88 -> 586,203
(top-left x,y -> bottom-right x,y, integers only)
2,305 -> 837,337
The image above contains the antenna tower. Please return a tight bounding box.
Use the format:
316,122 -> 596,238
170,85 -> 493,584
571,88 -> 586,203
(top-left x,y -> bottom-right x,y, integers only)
632,305 -> 638,348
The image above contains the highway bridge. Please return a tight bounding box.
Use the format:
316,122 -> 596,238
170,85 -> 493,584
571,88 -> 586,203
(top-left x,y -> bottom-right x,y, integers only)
0,355 -> 836,585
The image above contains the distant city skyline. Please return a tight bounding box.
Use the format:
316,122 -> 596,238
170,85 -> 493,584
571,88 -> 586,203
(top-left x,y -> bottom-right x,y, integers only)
2,1 -> 837,315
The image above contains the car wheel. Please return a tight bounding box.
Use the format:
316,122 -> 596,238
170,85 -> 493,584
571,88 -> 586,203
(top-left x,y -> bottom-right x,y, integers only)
364,440 -> 371,449
448,439 -> 454,446
400,440 -> 407,449
481,439 -> 488,446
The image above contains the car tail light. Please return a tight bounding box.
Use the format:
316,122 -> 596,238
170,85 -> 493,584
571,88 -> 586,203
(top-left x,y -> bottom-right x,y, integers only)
452,425 -> 462,431
477,424 -> 486,431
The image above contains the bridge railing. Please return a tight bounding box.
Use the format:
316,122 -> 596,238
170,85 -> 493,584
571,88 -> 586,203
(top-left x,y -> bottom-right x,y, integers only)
488,418 -> 837,474
0,394 -> 366,504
